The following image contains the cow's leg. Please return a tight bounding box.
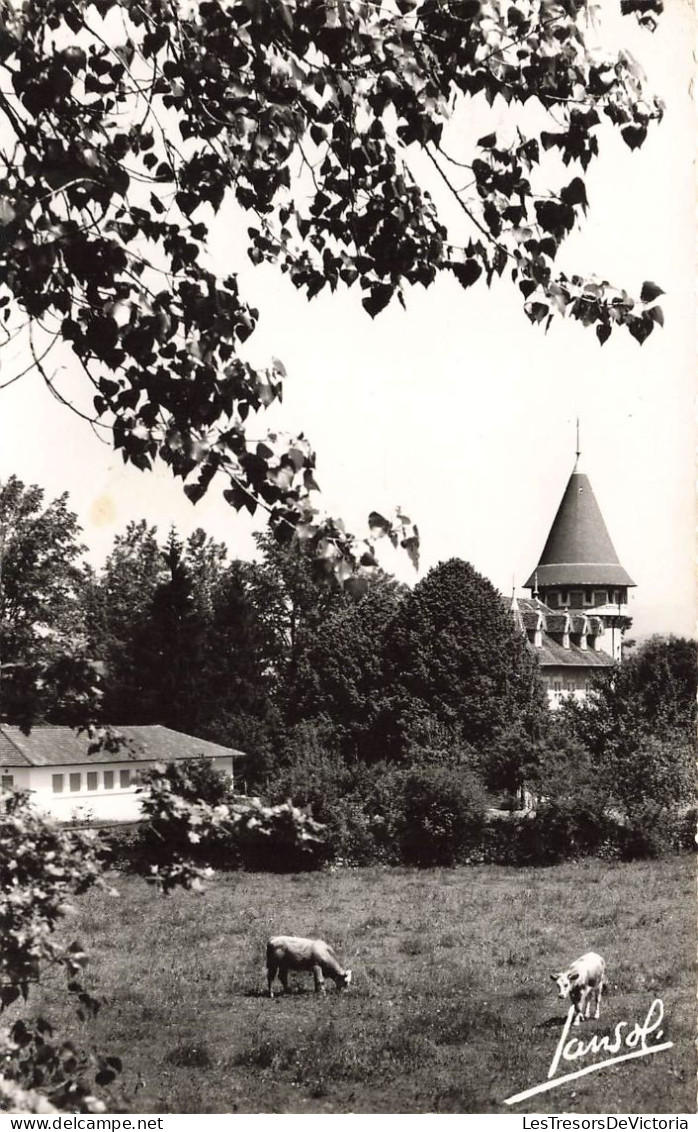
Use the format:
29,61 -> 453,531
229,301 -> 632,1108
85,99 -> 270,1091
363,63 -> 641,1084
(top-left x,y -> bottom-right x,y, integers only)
313,965 -> 326,994
279,967 -> 290,995
571,991 -> 583,1025
594,982 -> 603,1020
584,988 -> 593,1019
267,962 -> 277,998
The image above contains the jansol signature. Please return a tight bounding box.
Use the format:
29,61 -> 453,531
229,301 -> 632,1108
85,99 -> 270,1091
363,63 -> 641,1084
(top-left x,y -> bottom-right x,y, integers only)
504,998 -> 673,1107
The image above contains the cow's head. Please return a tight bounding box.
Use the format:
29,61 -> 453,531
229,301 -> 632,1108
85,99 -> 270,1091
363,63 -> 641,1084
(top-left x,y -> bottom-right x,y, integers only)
551,971 -> 578,1000
339,969 -> 352,991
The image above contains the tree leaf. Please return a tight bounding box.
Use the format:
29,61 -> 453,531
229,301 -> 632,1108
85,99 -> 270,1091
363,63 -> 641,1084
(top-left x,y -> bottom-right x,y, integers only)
451,260 -> 482,290
640,281 -> 664,303
362,284 -> 393,318
368,511 -> 391,537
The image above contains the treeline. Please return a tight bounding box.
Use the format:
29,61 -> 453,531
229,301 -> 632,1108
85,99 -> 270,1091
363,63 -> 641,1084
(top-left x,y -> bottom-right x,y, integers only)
2,476 -> 696,863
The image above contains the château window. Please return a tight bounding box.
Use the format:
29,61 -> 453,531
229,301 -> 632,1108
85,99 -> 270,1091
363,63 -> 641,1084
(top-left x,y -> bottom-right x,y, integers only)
52,774 -> 64,793
87,772 -> 98,791
1,775 -> 13,791
103,771 -> 114,790
69,773 -> 81,793
119,769 -> 132,789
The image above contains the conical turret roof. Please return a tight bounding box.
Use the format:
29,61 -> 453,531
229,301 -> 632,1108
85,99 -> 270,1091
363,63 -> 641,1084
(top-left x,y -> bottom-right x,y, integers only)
525,457 -> 635,590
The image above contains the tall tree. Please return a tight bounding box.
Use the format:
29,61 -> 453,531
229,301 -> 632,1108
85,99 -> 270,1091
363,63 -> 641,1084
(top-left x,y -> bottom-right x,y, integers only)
96,525 -> 230,728
200,559 -> 280,722
0,477 -> 97,726
92,519 -> 167,720
123,529 -> 209,730
249,530 -> 348,707
385,557 -> 546,757
0,0 -> 664,580
289,575 -> 405,759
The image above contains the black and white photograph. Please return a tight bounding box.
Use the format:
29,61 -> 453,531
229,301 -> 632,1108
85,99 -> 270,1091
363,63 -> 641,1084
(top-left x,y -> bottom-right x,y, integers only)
0,0 -> 694,1118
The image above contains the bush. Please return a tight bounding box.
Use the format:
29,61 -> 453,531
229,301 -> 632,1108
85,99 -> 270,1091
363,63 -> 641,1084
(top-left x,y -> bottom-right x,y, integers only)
230,797 -> 330,872
399,765 -> 487,866
0,793 -> 121,1112
149,756 -> 234,807
266,726 -> 352,825
615,804 -> 697,860
320,767 -> 405,866
134,763 -> 330,880
511,801 -> 614,865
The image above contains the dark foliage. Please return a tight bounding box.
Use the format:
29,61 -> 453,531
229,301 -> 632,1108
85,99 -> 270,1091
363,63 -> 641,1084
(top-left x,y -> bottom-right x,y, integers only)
399,764 -> 487,866
0,477 -> 98,727
384,559 -> 547,756
0,0 -> 664,579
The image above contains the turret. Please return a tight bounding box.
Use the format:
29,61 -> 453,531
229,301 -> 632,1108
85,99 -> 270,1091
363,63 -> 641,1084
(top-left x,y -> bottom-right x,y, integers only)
525,449 -> 634,661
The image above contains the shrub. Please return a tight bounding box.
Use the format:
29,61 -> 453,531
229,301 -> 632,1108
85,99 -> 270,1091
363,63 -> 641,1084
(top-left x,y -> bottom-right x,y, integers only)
230,796 -> 329,872
135,764 -> 329,879
147,756 -> 234,807
510,801 -> 613,865
0,1018 -> 121,1114
266,728 -> 352,825
399,765 -> 487,866
0,792 -> 106,1006
0,793 -> 121,1112
615,803 -> 697,860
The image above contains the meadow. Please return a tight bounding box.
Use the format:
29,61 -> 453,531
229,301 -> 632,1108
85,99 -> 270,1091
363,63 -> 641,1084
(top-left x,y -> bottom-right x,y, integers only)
30,855 -> 696,1114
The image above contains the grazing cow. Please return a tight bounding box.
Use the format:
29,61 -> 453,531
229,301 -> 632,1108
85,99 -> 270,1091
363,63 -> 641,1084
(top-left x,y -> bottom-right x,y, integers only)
266,936 -> 352,997
551,952 -> 606,1026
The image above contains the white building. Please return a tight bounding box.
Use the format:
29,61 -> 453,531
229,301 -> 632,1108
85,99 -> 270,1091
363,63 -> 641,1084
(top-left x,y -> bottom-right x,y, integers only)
0,724 -> 242,822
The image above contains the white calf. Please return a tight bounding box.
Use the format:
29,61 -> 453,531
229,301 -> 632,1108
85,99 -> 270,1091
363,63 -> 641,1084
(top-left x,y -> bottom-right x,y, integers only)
551,952 -> 606,1026
266,936 -> 352,997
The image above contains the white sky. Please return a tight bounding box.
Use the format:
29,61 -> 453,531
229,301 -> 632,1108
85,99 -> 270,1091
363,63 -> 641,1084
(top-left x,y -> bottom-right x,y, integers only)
0,0 -> 694,640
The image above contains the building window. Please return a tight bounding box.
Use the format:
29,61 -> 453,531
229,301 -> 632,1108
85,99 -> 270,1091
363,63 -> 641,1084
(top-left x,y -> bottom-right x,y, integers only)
594,590 -> 607,606
69,773 -> 81,793
52,774 -> 64,793
87,772 -> 98,791
119,769 -> 132,789
103,771 -> 114,790
583,591 -> 593,605
1,775 -> 14,791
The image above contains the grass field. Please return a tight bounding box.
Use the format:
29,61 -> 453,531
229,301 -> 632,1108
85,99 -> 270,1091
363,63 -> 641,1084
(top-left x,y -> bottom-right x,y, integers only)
29,855 -> 696,1114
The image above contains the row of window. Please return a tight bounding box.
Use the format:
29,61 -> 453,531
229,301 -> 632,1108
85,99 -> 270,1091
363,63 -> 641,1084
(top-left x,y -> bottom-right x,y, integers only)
547,679 -> 592,693
545,589 -> 627,608
52,769 -> 138,794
